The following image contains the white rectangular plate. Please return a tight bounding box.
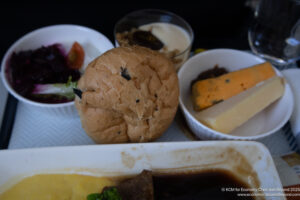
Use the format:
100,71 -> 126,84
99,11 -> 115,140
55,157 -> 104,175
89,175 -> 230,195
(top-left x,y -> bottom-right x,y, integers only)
0,141 -> 285,200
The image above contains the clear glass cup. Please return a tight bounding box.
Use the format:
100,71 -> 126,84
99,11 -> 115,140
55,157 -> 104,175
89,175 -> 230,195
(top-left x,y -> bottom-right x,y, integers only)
248,0 -> 300,69
114,9 -> 194,71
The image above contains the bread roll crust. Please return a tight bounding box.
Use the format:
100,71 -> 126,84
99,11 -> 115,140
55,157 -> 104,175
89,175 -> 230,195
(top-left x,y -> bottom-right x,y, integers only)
75,46 -> 179,143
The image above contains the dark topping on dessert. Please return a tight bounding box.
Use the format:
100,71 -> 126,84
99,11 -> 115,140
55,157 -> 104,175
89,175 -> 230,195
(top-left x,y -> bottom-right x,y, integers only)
120,67 -> 131,80
130,30 -> 164,51
136,99 -> 140,103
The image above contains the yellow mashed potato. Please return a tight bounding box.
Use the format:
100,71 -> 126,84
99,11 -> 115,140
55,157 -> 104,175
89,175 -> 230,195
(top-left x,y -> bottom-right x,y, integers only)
0,174 -> 115,200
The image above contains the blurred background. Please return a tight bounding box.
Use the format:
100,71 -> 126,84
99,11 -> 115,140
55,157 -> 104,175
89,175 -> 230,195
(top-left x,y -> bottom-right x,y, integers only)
0,1 -> 255,59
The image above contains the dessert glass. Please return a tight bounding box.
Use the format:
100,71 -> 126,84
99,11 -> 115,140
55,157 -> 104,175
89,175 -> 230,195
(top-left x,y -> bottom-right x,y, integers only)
114,9 -> 194,70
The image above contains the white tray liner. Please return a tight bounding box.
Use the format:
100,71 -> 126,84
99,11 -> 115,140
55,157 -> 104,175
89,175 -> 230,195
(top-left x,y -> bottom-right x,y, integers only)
8,102 -> 293,156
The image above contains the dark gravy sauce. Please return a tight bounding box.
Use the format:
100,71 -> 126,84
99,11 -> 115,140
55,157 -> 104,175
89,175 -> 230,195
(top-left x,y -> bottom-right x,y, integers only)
153,169 -> 255,200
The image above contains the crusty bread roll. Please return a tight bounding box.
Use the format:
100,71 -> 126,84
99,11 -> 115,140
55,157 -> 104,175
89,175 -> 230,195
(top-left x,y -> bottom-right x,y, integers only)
75,46 -> 179,143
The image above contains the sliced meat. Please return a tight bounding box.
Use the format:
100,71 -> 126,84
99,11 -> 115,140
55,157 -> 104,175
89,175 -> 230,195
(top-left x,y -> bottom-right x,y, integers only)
117,170 -> 154,200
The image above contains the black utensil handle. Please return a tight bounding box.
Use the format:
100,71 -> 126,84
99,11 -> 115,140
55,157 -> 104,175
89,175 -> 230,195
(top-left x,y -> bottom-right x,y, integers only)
0,94 -> 18,149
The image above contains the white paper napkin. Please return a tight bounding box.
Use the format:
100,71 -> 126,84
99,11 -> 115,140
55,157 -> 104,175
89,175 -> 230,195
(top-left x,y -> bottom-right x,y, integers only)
7,101 -> 296,155
282,69 -> 300,146
8,103 -> 190,149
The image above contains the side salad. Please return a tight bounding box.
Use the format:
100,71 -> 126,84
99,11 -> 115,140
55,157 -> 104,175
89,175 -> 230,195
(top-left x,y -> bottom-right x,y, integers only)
7,42 -> 84,103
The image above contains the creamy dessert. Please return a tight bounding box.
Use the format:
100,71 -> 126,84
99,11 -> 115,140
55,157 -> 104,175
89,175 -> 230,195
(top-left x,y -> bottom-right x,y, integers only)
139,23 -> 191,55
116,22 -> 192,69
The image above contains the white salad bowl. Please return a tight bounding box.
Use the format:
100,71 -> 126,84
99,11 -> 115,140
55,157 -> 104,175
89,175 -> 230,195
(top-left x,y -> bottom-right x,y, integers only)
1,24 -> 114,116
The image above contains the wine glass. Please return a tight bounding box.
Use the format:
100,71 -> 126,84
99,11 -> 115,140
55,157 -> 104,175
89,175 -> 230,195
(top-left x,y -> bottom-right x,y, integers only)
248,0 -> 300,69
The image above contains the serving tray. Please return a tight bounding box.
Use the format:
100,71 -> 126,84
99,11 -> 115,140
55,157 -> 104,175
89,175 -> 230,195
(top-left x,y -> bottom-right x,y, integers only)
0,60 -> 298,155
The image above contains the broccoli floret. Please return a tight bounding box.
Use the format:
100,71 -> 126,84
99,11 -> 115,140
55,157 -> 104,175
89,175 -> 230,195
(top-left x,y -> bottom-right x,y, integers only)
87,187 -> 122,200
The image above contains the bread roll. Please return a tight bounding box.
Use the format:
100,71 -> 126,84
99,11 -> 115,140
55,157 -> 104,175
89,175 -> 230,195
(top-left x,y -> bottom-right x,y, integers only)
75,46 -> 179,143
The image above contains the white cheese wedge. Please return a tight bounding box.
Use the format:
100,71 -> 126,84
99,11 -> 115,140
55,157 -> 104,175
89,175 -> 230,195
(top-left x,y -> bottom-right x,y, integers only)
195,76 -> 285,134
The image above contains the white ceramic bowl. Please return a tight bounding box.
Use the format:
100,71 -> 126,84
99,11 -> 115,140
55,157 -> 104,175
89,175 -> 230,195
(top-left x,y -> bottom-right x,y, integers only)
178,49 -> 294,140
1,24 -> 114,116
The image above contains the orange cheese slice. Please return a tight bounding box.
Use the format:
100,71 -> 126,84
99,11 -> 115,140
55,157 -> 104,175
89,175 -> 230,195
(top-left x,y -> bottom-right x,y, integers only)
192,62 -> 276,111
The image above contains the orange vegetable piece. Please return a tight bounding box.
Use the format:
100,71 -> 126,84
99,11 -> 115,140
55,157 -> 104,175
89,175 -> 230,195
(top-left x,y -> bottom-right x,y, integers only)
68,42 -> 85,69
